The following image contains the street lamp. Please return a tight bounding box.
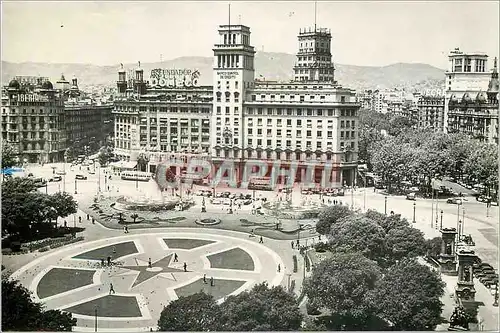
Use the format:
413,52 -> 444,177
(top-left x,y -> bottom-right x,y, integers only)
412,202 -> 416,223
94,306 -> 98,332
74,178 -> 78,194
435,195 -> 439,229
456,201 -> 461,236
384,196 -> 387,215
462,207 -> 465,236
440,210 -> 443,230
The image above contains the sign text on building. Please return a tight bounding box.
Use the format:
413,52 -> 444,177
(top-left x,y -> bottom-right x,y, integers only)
149,69 -> 200,88
17,94 -> 49,102
217,71 -> 239,80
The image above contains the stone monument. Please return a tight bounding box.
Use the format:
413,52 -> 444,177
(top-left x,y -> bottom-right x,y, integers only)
439,228 -> 458,275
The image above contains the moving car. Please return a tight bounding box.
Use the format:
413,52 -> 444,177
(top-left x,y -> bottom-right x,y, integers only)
75,174 -> 87,180
49,176 -> 62,182
406,192 -> 416,201
446,197 -> 462,205
56,170 -> 66,175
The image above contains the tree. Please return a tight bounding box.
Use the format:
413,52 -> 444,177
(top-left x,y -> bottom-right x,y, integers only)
158,292 -> 221,331
387,115 -> 416,137
51,192 -> 78,220
1,143 -> 18,169
328,216 -> 387,261
219,282 -> 302,331
385,226 -> 427,262
303,252 -> 381,328
367,259 -> 445,330
364,210 -> 409,233
316,205 -> 353,235
137,153 -> 149,172
426,237 -> 443,258
464,142 -> 498,196
1,178 -> 77,240
2,278 -> 76,331
98,145 -> 114,166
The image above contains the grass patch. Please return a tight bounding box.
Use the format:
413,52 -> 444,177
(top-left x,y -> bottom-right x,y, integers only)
207,248 -> 255,271
37,268 -> 95,299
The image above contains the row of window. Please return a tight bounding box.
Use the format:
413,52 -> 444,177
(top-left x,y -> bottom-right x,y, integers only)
246,128 -> 356,139
246,118 -> 355,128
250,93 -> 346,102
247,107 -> 356,117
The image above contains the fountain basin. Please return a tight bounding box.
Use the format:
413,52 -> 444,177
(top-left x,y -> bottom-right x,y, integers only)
261,201 -> 324,219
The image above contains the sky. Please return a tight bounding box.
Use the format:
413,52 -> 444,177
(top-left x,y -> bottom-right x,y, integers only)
1,1 -> 499,68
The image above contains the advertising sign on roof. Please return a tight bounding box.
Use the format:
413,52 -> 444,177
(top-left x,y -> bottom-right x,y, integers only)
149,69 -> 200,88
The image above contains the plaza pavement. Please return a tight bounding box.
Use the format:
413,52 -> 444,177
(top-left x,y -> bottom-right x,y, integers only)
7,163 -> 498,331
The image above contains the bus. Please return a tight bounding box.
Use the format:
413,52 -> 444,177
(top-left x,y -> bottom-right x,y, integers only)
120,171 -> 151,182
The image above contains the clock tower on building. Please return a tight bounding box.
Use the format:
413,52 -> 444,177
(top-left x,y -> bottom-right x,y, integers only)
211,23 -> 256,182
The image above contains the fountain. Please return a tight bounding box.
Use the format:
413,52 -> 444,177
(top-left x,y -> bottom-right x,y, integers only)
112,172 -> 193,212
261,191 -> 325,219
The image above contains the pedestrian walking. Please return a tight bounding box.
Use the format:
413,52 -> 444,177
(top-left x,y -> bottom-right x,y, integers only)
277,264 -> 281,272
183,262 -> 187,272
107,256 -> 112,266
203,274 -> 207,284
210,276 -> 214,286
64,220 -> 67,228
125,225 -> 129,233
109,283 -> 115,294
291,241 -> 294,249
87,214 -> 89,220
148,258 -> 152,268
296,239 -> 300,246
259,236 -> 263,244
174,253 -> 178,262
79,216 -> 82,223
112,246 -> 116,255
101,258 -> 105,266
92,218 -> 95,224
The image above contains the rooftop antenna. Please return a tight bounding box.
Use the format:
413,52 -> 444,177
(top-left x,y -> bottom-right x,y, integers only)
314,0 -> 317,31
160,54 -> 163,62
238,14 -> 241,25
228,3 -> 231,44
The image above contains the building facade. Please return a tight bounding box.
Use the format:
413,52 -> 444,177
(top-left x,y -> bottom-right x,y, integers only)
210,24 -> 359,186
416,95 -> 445,131
446,58 -> 499,143
1,75 -> 114,163
113,23 -> 360,187
444,48 -> 494,138
113,66 -> 212,173
2,77 -> 66,163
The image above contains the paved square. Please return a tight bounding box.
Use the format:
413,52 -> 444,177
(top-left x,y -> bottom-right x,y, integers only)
10,229 -> 285,332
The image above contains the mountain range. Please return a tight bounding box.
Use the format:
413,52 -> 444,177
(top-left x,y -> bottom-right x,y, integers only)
1,52 -> 445,92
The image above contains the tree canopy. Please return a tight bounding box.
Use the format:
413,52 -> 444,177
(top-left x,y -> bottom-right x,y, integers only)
1,143 -> 18,169
328,216 -> 387,261
158,292 -> 221,331
219,283 -> 302,331
1,177 -> 77,240
367,259 -> 445,330
304,252 -> 381,325
316,205 -> 353,235
2,278 -> 76,331
157,283 -> 302,332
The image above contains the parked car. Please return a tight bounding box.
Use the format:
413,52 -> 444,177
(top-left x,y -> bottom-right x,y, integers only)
446,198 -> 463,205
56,170 -> 66,175
49,176 -> 62,182
88,170 -> 96,175
75,175 -> 87,180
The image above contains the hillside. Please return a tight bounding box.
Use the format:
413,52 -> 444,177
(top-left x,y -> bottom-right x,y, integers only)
1,52 -> 445,92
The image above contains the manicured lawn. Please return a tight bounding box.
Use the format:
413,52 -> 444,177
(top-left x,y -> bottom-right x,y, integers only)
37,268 -> 95,299
72,241 -> 138,261
175,278 -> 245,301
207,248 -> 255,271
163,238 -> 215,250
64,295 -> 142,318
